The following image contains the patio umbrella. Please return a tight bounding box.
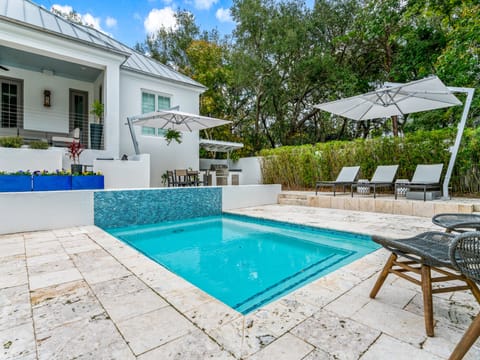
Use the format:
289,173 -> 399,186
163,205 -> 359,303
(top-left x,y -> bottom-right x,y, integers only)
131,110 -> 231,132
126,109 -> 231,155
313,75 -> 475,199
314,76 -> 462,120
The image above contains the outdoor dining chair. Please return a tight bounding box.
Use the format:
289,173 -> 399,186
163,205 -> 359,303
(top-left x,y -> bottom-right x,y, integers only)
394,164 -> 443,201
315,166 -> 360,196
448,232 -> 480,360
432,213 -> 480,233
351,165 -> 399,198
187,170 -> 202,186
370,231 -> 480,337
174,169 -> 190,186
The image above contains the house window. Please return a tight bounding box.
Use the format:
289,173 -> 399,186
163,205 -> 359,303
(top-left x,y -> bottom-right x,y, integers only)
1,78 -> 23,129
141,91 -> 171,136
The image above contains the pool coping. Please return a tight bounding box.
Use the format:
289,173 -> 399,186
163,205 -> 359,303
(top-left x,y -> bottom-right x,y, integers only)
2,205 -> 479,359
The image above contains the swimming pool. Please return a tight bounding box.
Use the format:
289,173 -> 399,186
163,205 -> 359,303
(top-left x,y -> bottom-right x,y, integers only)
107,214 -> 379,314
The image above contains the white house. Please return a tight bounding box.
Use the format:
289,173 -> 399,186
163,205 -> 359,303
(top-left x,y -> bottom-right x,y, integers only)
0,0 -> 207,186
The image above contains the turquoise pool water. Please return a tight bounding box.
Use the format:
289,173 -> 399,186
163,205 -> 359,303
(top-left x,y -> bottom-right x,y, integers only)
107,214 -> 379,314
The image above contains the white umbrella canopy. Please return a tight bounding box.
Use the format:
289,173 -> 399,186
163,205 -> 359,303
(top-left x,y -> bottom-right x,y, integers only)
314,76 -> 462,120
131,110 -> 231,131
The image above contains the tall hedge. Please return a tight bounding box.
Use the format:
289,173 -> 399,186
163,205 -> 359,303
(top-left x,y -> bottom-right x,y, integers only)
260,128 -> 480,194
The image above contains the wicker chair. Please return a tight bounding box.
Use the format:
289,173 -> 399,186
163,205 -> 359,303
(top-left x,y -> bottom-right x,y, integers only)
433,213 -> 480,233
448,232 -> 480,360
370,232 -> 480,337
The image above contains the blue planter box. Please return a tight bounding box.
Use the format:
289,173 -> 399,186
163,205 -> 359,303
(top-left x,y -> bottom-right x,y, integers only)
72,175 -> 104,190
0,175 -> 32,192
33,175 -> 72,191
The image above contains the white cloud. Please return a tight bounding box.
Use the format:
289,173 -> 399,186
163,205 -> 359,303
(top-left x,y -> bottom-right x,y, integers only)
105,16 -> 117,28
51,4 -> 74,14
82,13 -> 101,30
194,0 -> 218,10
51,4 -> 101,31
144,7 -> 177,34
215,7 -> 233,23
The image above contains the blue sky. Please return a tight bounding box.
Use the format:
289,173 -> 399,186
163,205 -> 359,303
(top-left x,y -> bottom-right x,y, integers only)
35,0 -> 236,47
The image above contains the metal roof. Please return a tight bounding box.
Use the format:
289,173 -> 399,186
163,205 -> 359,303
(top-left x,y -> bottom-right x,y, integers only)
0,0 -> 206,89
199,139 -> 244,153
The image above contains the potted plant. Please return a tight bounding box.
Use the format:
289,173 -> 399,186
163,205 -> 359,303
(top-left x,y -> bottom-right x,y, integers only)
32,170 -> 72,191
164,129 -> 182,145
72,170 -> 104,190
68,140 -> 84,174
0,170 -> 32,192
90,100 -> 104,150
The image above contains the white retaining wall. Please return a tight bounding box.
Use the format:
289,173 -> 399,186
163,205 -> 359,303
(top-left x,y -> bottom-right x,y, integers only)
93,154 -> 150,189
222,184 -> 281,210
0,191 -> 93,235
0,147 -> 63,172
0,184 -> 281,234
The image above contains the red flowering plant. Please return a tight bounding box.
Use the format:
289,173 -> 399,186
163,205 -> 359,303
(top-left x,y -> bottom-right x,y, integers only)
68,140 -> 84,164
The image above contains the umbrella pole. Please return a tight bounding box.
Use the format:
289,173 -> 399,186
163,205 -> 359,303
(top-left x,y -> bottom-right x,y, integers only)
126,117 -> 141,155
442,87 -> 475,200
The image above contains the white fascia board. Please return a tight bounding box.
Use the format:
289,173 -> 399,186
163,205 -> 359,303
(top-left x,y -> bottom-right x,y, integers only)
0,21 -> 126,69
120,68 -> 206,94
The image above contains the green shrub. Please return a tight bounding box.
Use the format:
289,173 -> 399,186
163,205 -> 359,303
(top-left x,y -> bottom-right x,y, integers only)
29,141 -> 49,149
0,136 -> 23,148
260,128 -> 479,194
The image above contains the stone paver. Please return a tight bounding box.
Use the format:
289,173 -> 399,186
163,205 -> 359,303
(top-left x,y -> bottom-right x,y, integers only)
248,333 -> 314,360
360,334 -> 442,360
1,204 -> 479,359
137,328 -> 234,360
116,307 -> 195,355
291,309 -> 381,360
0,284 -> 31,332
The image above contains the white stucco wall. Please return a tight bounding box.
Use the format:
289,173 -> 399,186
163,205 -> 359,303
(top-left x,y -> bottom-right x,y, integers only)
119,71 -> 204,187
233,157 -> 263,184
93,154 -> 150,189
0,191 -> 94,235
0,147 -> 63,172
222,184 -> 282,210
3,66 -> 94,133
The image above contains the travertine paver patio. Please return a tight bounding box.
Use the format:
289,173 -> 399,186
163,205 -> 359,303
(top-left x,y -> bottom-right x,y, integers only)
1,205 -> 479,359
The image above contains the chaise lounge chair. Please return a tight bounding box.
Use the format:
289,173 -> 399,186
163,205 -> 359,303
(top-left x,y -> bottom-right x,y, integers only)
315,166 -> 360,196
351,165 -> 399,198
433,213 -> 480,233
394,163 -> 443,201
370,231 -> 480,337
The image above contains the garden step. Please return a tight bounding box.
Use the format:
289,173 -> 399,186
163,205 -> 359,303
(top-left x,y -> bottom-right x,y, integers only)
278,193 -> 309,206
277,191 -> 480,218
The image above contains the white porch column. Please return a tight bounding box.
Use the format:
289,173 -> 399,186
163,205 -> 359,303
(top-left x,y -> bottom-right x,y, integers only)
104,63 -> 121,157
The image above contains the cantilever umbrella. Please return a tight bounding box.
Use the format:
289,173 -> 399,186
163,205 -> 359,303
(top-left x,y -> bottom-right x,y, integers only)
126,109 -> 231,154
314,76 -> 461,120
313,75 -> 475,199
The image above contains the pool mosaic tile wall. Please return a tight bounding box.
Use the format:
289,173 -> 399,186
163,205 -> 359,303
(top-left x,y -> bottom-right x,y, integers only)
94,187 -> 222,228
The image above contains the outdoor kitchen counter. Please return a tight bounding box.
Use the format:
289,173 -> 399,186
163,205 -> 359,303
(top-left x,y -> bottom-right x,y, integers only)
199,169 -> 242,185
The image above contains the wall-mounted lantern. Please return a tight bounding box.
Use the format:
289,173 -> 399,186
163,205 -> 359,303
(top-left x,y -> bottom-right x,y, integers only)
43,90 -> 51,107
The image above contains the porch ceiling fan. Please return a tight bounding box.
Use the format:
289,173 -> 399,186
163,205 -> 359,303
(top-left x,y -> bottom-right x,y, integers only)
0,65 -> 9,71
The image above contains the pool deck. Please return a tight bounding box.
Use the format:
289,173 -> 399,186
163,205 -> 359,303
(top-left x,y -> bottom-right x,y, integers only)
2,204 -> 479,359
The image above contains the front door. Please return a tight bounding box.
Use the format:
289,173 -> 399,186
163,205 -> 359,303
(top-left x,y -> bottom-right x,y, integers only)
69,89 -> 88,147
